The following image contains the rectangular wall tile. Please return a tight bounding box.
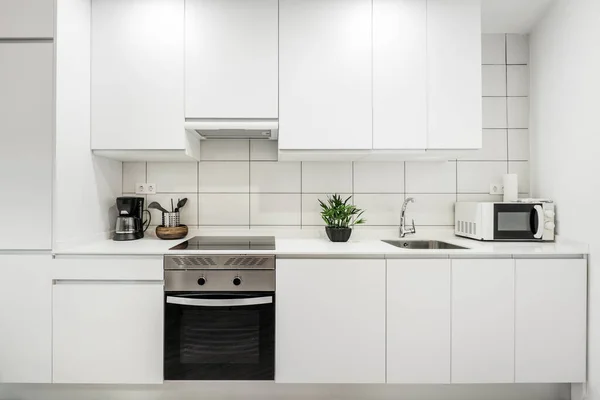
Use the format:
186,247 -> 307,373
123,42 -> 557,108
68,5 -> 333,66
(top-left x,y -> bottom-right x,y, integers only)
457,193 -> 503,202
457,161 -> 507,193
508,97 -> 529,128
352,194 -> 403,226
482,34 -> 506,65
506,34 -> 529,65
302,162 -> 353,193
507,65 -> 529,97
406,194 -> 456,226
508,161 -> 530,194
250,194 -> 301,226
483,97 -> 508,128
122,162 -> 146,193
147,162 -> 197,193
353,162 -> 404,193
250,140 -> 278,161
460,130 -> 507,161
199,140 -> 249,161
508,129 -> 530,161
147,193 -> 197,227
482,65 -> 507,96
406,161 -> 456,193
198,194 -> 249,225
301,193 -> 352,226
250,162 -> 301,193
198,162 -> 249,193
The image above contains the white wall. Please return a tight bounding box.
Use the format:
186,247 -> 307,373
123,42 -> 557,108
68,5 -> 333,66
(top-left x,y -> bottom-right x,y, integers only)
530,0 -> 600,398
54,0 -> 122,247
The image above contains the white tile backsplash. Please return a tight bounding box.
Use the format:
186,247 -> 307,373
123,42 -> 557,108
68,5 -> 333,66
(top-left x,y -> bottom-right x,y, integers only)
353,162 -> 404,193
198,162 -> 249,193
147,162 -> 197,193
302,162 -> 353,193
250,162 -> 301,193
405,161 -> 456,194
482,65 -> 507,96
250,194 -> 301,226
122,34 -> 530,230
507,65 -> 529,97
482,34 -> 506,65
482,97 -> 508,128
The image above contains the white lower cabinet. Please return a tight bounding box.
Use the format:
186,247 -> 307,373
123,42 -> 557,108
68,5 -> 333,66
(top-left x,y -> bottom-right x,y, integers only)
386,259 -> 451,383
451,259 -> 515,383
52,281 -> 164,384
0,254 -> 52,383
515,258 -> 587,383
276,259 -> 386,383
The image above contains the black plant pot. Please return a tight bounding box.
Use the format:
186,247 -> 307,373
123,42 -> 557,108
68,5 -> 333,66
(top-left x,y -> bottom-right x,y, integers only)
325,227 -> 352,242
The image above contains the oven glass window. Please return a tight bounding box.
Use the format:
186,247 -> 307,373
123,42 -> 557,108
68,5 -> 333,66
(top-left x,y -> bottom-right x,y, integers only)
180,308 -> 260,365
497,212 -> 530,231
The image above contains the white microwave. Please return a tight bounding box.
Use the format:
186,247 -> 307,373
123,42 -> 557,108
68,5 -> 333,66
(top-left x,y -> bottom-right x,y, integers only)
455,200 -> 555,241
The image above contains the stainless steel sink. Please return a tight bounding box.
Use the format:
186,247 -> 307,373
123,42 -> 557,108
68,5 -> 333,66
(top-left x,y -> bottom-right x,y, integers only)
382,240 -> 469,250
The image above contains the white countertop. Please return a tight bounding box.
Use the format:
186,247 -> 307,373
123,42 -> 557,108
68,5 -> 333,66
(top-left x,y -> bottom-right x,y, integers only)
54,229 -> 589,258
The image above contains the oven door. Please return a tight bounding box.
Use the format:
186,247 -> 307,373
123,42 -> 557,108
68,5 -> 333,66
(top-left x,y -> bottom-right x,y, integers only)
164,292 -> 275,381
493,203 -> 544,240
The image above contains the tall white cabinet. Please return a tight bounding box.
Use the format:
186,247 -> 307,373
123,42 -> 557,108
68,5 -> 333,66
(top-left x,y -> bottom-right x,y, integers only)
0,43 -> 53,250
279,0 -> 373,150
185,0 -> 278,119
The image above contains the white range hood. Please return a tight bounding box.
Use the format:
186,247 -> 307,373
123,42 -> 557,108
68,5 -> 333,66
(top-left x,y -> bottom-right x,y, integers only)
185,118 -> 278,140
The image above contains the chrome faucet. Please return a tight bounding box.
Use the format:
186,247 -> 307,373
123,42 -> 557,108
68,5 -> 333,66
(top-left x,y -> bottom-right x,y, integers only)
400,197 -> 416,238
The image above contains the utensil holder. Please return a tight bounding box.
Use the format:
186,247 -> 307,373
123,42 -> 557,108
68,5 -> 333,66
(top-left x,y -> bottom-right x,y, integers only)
162,212 -> 180,228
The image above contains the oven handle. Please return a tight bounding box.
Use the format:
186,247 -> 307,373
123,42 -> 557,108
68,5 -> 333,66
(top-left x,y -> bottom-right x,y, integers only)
533,205 -> 544,239
166,296 -> 273,307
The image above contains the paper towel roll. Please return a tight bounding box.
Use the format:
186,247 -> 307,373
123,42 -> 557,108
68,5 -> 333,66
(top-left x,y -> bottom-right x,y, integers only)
503,174 -> 518,202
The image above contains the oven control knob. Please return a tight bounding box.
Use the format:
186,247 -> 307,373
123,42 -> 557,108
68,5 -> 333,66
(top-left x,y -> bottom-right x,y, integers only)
545,222 -> 556,230
197,277 -> 207,286
545,210 -> 555,218
233,276 -> 242,286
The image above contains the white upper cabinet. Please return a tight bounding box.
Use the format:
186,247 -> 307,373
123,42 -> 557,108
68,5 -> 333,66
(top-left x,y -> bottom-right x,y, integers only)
91,0 -> 185,151
276,259 -> 386,383
185,0 -> 278,119
279,0 -> 373,150
515,259 -> 587,383
0,43 -> 53,250
427,0 -> 482,149
451,259 -> 515,383
0,0 -> 54,38
373,0 -> 427,150
387,259 -> 451,384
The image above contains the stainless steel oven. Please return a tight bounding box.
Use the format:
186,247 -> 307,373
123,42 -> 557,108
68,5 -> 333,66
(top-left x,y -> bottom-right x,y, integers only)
164,254 -> 275,381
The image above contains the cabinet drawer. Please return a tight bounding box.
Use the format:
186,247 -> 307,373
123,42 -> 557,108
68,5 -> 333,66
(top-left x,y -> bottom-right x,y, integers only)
53,256 -> 163,281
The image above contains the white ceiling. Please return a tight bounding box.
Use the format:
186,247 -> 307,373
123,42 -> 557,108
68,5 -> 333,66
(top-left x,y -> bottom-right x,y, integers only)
481,0 -> 555,34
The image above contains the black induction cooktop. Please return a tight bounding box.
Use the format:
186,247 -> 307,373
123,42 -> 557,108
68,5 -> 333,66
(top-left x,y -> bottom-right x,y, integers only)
169,236 -> 276,251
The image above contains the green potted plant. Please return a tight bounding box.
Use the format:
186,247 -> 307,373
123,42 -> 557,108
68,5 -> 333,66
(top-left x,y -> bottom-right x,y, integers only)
319,194 -> 366,242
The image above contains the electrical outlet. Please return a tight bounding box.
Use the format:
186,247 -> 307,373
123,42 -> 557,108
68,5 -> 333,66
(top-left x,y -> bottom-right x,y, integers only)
489,183 -> 504,195
135,183 -> 157,195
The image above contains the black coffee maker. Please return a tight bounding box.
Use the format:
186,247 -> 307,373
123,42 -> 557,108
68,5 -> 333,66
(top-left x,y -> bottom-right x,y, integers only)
113,197 -> 151,241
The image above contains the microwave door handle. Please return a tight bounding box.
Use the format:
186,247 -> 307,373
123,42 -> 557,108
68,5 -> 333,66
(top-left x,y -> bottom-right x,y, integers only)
533,205 -> 544,239
166,296 -> 273,307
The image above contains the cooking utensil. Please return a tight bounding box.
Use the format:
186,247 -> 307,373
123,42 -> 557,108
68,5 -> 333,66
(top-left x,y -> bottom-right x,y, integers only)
175,198 -> 188,212
148,201 -> 169,214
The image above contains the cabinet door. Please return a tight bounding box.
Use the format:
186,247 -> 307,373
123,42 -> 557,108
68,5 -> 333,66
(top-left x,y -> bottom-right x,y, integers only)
0,254 -> 52,383
0,43 -> 53,250
515,259 -> 587,383
279,0 -> 372,150
452,259 -> 515,383
373,0 -> 427,150
185,0 -> 278,119
387,259 -> 450,383
0,0 -> 53,38
91,0 -> 184,150
276,259 -> 385,383
53,281 -> 164,384
427,0 -> 482,149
